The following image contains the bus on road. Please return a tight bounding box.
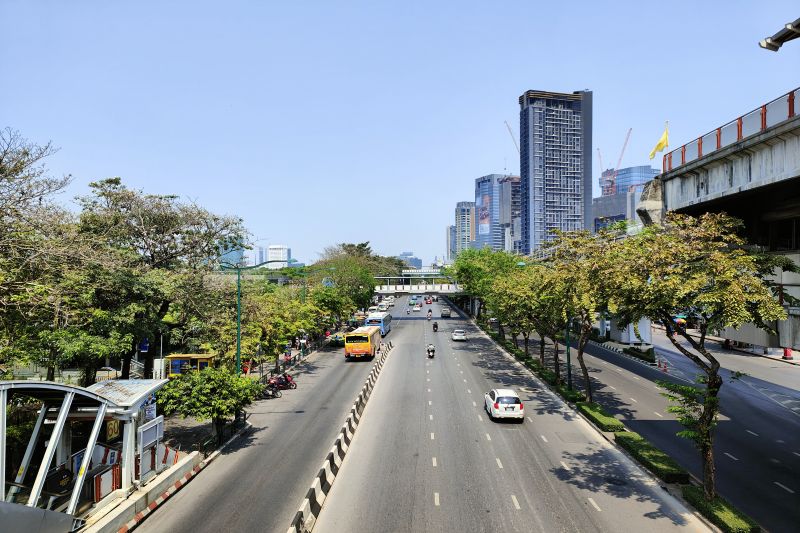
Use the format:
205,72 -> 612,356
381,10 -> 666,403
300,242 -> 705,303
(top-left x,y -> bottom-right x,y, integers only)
344,326 -> 382,360
365,312 -> 392,336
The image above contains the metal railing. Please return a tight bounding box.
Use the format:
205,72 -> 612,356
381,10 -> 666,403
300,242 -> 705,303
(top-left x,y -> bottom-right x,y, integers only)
663,87 -> 798,173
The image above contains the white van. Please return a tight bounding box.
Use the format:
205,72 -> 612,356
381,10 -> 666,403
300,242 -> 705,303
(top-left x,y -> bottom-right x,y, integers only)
368,306 -> 379,314
377,303 -> 388,312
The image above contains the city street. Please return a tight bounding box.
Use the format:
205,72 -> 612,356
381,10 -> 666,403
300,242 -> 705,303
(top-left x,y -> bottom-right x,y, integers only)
558,331 -> 800,532
313,297 -> 707,533
137,342 -> 375,533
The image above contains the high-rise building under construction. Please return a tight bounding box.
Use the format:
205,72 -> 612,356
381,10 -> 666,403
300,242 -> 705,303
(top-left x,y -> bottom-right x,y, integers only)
519,90 -> 592,253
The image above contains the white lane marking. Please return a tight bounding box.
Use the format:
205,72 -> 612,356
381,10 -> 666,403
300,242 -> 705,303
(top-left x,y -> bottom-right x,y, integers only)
615,368 -> 622,372
460,370 -> 464,374
560,461 -> 570,471
777,439 -> 785,444
429,414 -> 433,420
496,458 -> 503,469
467,389 -> 471,393
432,457 -> 437,467
511,494 -> 521,510
427,378 -> 430,382
427,370 -> 430,374
430,432 -> 435,440
478,414 -> 483,422
588,497 -> 602,511
540,435 -> 548,443
794,452 -> 800,458
473,401 -> 477,407
527,417 -> 532,422
746,430 -> 759,437
434,492 -> 440,506
724,452 -> 739,461
629,397 -> 638,403
633,376 -> 641,380
428,400 -> 432,406
428,388 -> 431,392
774,481 -> 795,494
485,433 -> 491,441
608,385 -> 617,390
654,411 -> 663,418
463,379 -> 467,383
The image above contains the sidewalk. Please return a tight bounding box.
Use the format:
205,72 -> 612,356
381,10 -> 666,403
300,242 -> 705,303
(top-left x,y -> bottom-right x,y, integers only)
651,323 -> 800,366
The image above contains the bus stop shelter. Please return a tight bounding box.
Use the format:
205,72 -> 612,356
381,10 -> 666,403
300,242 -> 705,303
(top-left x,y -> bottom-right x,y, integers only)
1,379 -> 169,532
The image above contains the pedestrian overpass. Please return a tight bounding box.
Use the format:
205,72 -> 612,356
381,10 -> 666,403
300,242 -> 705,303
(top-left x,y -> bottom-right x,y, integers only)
375,268 -> 462,294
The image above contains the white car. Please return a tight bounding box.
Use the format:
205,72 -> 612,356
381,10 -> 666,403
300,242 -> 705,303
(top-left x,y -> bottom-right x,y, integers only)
484,389 -> 524,422
413,304 -> 422,312
451,329 -> 467,341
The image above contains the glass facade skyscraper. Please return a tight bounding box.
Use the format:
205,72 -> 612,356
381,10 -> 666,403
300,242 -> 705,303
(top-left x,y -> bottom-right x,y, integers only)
519,90 -> 592,253
454,201 -> 475,257
474,174 -> 521,251
599,165 -> 659,196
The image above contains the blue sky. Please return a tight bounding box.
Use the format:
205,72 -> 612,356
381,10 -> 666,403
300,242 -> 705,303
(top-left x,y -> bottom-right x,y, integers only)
2,1 -> 798,264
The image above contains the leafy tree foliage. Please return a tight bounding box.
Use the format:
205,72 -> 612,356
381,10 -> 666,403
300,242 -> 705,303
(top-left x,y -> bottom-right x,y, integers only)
158,367 -> 262,441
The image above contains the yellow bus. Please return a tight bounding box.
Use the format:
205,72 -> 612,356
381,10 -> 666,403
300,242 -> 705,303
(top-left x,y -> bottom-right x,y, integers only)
344,326 -> 381,360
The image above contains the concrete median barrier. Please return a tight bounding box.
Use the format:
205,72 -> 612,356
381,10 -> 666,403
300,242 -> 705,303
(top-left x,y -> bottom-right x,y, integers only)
286,342 -> 394,533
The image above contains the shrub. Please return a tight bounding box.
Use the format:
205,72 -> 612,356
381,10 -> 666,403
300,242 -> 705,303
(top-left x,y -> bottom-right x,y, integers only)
557,385 -> 586,403
623,346 -> 656,363
576,402 -> 625,432
613,431 -> 690,483
539,367 -> 557,385
682,485 -> 760,533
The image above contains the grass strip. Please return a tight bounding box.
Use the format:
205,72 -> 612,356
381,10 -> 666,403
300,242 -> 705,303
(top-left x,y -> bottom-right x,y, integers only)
682,485 -> 760,533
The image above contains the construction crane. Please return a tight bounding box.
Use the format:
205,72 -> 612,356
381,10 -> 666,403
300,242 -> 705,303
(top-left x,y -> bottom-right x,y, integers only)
504,121 -> 520,155
601,128 -> 632,196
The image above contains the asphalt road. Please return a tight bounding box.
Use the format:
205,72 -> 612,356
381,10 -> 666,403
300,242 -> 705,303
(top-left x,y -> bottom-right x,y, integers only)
137,341 -> 375,533
571,336 -> 800,533
313,297 -> 708,533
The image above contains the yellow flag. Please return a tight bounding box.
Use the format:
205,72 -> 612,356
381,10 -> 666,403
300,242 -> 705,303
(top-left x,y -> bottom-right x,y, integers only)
649,122 -> 669,159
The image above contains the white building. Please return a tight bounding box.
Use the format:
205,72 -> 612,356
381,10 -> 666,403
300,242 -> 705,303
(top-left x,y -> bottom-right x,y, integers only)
267,244 -> 291,269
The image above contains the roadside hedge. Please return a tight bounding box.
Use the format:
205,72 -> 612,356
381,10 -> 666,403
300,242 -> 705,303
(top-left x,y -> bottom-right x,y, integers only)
622,346 -> 656,364
557,385 -> 586,403
613,431 -> 689,484
576,402 -> 626,432
682,485 -> 760,533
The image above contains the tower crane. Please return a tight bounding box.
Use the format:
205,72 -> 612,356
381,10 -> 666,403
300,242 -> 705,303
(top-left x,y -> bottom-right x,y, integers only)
602,128 -> 632,195
504,121 -> 520,155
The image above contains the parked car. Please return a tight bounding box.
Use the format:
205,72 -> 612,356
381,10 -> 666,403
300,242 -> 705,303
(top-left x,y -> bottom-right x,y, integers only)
451,329 -> 467,341
440,308 -> 451,318
484,388 -> 524,422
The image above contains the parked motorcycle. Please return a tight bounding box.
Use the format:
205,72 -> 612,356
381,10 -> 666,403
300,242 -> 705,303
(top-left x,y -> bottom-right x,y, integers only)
268,373 -> 297,390
262,382 -> 282,399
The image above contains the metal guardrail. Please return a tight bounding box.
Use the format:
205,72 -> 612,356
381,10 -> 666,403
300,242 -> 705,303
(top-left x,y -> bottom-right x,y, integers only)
662,87 -> 798,173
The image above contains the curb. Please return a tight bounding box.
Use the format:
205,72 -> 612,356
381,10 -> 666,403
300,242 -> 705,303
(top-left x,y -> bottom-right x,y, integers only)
117,421 -> 253,533
286,341 -> 394,533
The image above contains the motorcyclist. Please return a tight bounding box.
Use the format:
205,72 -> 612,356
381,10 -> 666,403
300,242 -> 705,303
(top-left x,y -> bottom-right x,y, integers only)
426,344 -> 435,357
432,321 -> 438,332
406,308 -> 411,315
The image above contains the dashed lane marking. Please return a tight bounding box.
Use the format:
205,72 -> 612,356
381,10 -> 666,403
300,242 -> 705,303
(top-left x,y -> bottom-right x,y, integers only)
428,388 -> 431,392
428,401 -> 432,406
427,378 -> 430,382
560,461 -> 570,471
588,497 -> 602,512
633,376 -> 641,380
774,482 -> 795,494
431,433 -> 435,440
434,492 -> 440,506
527,417 -> 532,422
473,401 -> 477,407
511,495 -> 521,510
540,435 -> 548,443
496,458 -> 504,469
427,370 -> 430,374
429,414 -> 433,420
467,389 -> 472,393
794,452 -> 800,458
724,452 -> 739,461
654,412 -> 663,418
608,385 -> 617,390
629,397 -> 638,403
463,379 -> 467,382
478,415 -> 483,422
486,433 -> 491,441
746,430 -> 759,437
432,457 -> 437,467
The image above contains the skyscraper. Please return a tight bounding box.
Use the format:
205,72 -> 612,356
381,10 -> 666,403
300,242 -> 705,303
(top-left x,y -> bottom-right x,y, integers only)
446,225 -> 456,262
454,201 -> 475,257
519,89 -> 592,253
474,174 -> 521,252
267,244 -> 291,269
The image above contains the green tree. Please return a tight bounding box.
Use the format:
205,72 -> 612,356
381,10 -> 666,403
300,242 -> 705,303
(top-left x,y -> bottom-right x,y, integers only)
158,367 -> 262,442
607,212 -> 786,501
452,248 -> 519,318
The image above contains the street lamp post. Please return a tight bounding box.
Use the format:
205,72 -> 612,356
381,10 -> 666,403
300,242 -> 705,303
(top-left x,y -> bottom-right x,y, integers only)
221,258 -> 296,375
